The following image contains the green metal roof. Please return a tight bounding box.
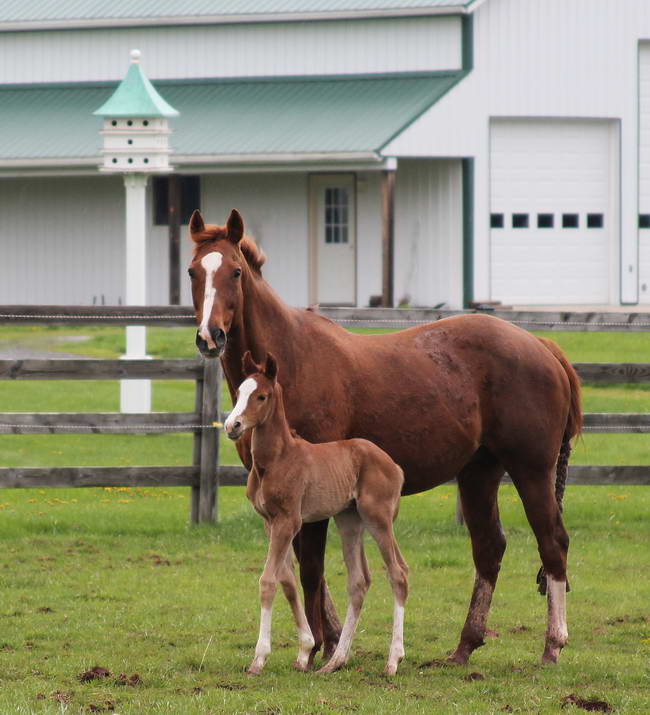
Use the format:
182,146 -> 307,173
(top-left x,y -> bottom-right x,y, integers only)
0,72 -> 464,163
0,1 -> 477,25
93,53 -> 179,118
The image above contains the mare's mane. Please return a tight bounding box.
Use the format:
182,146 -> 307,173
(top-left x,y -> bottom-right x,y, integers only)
192,226 -> 266,275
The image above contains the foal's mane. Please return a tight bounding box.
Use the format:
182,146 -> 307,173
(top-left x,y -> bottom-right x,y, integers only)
192,226 -> 266,275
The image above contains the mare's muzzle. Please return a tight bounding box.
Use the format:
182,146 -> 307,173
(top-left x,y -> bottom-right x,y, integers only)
195,328 -> 226,358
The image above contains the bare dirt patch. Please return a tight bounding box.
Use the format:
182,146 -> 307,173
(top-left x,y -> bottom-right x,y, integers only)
561,694 -> 614,712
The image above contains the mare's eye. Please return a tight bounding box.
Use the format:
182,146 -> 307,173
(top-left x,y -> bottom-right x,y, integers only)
233,268 -> 242,278
188,268 -> 196,279
257,395 -> 266,402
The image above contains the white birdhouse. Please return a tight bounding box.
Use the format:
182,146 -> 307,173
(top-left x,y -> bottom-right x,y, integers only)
93,49 -> 179,173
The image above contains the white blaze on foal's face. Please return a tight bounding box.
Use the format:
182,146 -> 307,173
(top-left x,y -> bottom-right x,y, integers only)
198,251 -> 223,343
225,377 -> 258,437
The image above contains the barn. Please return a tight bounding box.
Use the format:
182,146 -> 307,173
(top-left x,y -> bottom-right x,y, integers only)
2,0 -> 650,309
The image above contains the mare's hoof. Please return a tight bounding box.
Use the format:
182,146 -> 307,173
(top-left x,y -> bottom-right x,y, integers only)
246,665 -> 263,676
447,651 -> 470,666
384,664 -> 398,676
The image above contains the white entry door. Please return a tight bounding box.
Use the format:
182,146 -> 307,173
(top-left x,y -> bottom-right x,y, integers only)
310,174 -> 356,305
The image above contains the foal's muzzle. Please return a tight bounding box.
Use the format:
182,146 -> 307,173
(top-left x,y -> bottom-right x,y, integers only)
225,418 -> 243,441
195,328 -> 226,358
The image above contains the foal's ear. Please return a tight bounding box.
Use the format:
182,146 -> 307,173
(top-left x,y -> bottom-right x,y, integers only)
189,210 -> 206,239
264,352 -> 278,382
242,350 -> 258,377
226,209 -> 244,245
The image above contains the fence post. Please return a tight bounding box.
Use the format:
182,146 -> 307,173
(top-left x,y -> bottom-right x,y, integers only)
455,485 -> 465,527
198,358 -> 221,523
190,375 -> 204,524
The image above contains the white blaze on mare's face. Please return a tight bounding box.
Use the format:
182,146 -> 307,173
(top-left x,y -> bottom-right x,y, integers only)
198,251 -> 223,343
225,377 -> 258,432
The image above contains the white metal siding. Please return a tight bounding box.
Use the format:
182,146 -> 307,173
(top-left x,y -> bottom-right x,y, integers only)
200,173 -> 310,307
0,17 -> 461,85
0,176 -> 125,305
356,172 -> 383,307
394,159 -> 463,309
383,0 -> 649,305
490,119 -> 618,305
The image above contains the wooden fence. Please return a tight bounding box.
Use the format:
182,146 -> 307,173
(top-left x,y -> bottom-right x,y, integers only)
1,305 -> 649,525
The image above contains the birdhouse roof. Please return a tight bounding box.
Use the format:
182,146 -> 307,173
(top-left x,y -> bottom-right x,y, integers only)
93,51 -> 179,118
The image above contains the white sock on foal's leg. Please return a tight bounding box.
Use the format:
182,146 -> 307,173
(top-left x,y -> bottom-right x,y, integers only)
385,601 -> 405,675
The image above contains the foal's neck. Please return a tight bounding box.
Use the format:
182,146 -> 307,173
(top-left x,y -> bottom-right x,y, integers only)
251,385 -> 294,466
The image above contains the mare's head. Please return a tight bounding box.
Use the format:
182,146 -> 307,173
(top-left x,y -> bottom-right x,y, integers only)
187,209 -> 265,358
224,351 -> 278,440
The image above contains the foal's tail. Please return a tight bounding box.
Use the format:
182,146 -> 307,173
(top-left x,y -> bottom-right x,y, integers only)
536,337 -> 582,595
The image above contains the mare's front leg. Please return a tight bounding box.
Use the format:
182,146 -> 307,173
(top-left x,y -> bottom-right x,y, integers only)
248,518 -> 301,675
277,551 -> 316,672
317,510 -> 370,674
294,520 -> 342,664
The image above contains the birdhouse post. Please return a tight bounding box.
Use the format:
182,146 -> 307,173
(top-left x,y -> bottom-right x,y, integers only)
94,49 -> 179,413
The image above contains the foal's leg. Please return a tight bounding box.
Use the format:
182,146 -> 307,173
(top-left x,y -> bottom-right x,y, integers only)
294,520 -> 342,664
449,461 -> 506,666
363,515 -> 409,675
248,519 -> 301,675
277,551 -> 316,672
510,469 -> 569,664
317,510 -> 369,674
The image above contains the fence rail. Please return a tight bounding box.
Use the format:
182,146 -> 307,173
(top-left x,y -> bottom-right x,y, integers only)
1,305 -> 649,525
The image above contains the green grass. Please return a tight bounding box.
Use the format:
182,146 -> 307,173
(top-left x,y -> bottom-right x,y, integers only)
0,485 -> 648,713
1,327 -> 650,711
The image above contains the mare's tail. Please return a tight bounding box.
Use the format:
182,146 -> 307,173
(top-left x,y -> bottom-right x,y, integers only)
535,337 -> 583,595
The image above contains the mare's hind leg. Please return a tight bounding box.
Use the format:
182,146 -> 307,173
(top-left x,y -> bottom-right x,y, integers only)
294,520 -> 342,665
510,469 -> 569,664
449,458 -> 506,665
317,510 -> 370,674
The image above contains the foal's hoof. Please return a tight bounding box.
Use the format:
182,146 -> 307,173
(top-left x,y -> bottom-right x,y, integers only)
292,660 -> 310,673
246,664 -> 263,676
541,648 -> 560,665
383,663 -> 399,676
316,659 -> 344,674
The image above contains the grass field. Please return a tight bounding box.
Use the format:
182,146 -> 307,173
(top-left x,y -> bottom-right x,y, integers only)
0,325 -> 650,712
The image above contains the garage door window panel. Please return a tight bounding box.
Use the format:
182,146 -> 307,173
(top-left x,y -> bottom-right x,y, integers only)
537,213 -> 554,229
562,213 -> 579,229
512,213 -> 529,229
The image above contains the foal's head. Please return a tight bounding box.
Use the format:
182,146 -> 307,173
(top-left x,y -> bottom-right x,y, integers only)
187,209 -> 265,358
224,351 -> 278,441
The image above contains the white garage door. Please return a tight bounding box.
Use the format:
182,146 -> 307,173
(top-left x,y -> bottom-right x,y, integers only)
490,119 -> 617,305
638,45 -> 650,303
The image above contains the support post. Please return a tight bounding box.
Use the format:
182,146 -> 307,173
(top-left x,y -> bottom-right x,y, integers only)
455,486 -> 465,527
198,358 -> 221,523
120,173 -> 151,413
381,164 -> 396,308
168,175 -> 181,305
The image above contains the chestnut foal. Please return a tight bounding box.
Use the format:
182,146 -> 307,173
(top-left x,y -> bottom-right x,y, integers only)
224,352 -> 408,676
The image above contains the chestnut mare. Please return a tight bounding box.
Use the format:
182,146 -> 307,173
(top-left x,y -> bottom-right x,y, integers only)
225,352 -> 408,676
187,209 -> 582,667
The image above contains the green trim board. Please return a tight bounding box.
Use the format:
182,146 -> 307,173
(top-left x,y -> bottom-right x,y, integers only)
462,158 -> 474,308
0,72 -> 465,162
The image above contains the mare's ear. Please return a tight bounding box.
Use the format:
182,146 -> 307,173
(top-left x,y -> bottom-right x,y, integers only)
264,353 -> 278,382
226,209 -> 244,245
189,210 -> 206,241
242,350 -> 258,377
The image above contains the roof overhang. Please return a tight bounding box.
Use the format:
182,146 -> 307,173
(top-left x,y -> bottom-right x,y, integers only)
0,153 -> 398,178
0,3 -> 486,32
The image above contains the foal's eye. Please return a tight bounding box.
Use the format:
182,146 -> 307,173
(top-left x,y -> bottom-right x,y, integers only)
257,395 -> 266,402
233,268 -> 242,278
188,268 -> 196,279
